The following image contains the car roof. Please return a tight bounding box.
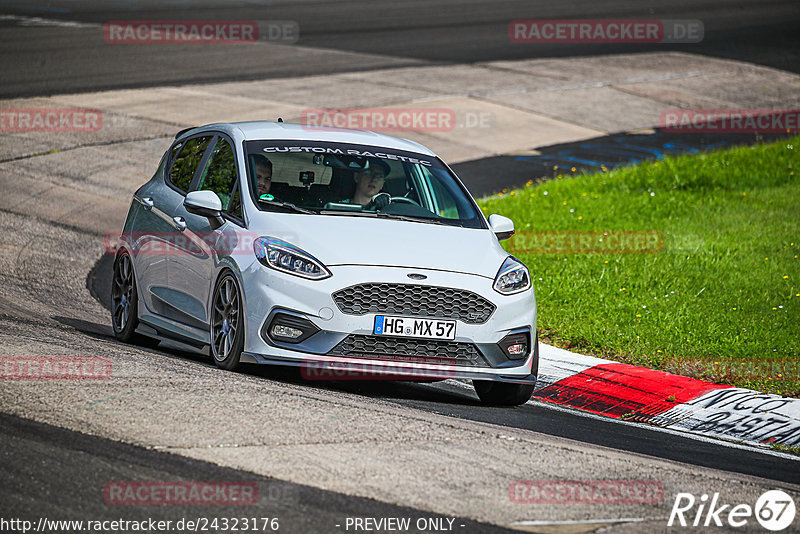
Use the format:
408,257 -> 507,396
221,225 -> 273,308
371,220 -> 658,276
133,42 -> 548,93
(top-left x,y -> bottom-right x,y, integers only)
179,121 -> 437,157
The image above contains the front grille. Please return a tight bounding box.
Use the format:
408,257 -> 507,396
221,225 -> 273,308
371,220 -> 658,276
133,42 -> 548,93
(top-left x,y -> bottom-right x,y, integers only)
332,283 -> 495,324
328,334 -> 488,367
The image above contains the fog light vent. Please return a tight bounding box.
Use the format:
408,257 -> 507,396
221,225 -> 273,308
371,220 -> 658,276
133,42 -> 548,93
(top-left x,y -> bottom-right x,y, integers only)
271,325 -> 303,339
264,312 -> 319,344
498,331 -> 530,360
507,343 -> 526,356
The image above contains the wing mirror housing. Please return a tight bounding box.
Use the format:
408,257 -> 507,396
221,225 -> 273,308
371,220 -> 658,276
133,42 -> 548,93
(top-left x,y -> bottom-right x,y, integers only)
184,190 -> 225,229
488,214 -> 515,241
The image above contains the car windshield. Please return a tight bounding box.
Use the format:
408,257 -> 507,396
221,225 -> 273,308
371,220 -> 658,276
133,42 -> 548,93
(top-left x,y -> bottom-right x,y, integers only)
245,140 -> 484,229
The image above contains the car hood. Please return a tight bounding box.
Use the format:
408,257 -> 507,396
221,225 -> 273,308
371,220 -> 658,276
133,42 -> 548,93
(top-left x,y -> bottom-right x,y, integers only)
248,213 -> 509,278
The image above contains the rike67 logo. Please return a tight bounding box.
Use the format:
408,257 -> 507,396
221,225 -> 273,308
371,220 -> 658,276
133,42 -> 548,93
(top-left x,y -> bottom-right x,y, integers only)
668,490 -> 796,531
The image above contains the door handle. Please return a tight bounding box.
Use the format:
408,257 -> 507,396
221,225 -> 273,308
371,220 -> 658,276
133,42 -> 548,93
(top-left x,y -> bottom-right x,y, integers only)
172,216 -> 186,231
141,197 -> 154,211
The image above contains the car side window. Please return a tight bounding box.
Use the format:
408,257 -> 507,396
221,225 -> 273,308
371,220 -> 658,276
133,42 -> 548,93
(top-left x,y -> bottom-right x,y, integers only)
428,173 -> 458,218
227,184 -> 243,221
197,138 -> 238,212
417,166 -> 463,219
168,135 -> 213,193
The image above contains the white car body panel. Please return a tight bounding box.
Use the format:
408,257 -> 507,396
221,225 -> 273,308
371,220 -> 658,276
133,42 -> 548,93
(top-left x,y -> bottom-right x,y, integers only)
243,212 -> 508,277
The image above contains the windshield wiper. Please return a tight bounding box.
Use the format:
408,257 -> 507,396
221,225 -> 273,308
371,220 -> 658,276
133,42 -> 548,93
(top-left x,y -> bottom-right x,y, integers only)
258,199 -> 316,215
318,209 -> 462,227
319,209 -> 378,216
374,212 -> 454,226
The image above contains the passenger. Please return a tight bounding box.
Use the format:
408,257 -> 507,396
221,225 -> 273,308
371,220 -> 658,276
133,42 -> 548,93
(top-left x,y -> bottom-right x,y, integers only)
252,154 -> 273,200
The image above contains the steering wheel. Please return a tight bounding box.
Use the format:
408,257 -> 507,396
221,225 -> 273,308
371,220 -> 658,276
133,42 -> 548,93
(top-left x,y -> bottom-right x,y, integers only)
390,196 -> 421,206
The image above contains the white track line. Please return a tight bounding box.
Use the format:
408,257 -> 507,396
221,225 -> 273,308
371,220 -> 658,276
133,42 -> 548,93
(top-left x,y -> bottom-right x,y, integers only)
510,518 -> 645,526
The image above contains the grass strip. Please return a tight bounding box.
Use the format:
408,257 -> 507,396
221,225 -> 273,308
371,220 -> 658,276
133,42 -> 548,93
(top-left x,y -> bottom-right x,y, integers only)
478,136 -> 799,396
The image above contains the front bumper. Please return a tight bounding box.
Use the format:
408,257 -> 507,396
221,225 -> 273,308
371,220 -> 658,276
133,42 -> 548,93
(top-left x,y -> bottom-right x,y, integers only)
239,263 -> 538,384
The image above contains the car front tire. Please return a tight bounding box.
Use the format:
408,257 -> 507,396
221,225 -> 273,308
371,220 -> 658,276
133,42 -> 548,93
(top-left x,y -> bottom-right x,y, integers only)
210,271 -> 244,371
473,381 -> 534,406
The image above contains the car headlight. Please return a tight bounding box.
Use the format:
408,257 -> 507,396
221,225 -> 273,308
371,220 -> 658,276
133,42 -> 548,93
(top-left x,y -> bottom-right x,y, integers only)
253,237 -> 331,280
493,256 -> 531,295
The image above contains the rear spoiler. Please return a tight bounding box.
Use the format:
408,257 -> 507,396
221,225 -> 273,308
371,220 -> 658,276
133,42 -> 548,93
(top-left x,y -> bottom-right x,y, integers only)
174,126 -> 198,139
176,120 -> 281,138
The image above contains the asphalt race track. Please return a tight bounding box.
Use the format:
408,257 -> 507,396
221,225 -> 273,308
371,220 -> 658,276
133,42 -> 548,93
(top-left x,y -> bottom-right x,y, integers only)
1,413 -> 516,533
2,1 -> 800,532
83,250 -> 800,486
0,0 -> 798,97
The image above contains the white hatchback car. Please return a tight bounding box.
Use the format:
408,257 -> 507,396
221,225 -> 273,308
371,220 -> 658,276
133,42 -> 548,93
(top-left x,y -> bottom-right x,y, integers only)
111,121 -> 538,405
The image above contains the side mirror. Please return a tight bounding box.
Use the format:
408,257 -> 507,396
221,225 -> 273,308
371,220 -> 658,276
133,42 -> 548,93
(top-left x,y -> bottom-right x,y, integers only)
488,214 -> 515,241
184,190 -> 225,229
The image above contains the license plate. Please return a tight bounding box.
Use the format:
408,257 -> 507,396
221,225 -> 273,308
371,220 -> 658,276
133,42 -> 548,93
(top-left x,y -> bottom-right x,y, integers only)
373,315 -> 456,340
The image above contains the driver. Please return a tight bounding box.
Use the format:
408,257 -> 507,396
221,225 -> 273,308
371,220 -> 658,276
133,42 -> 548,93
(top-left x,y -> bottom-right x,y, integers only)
347,158 -> 390,205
